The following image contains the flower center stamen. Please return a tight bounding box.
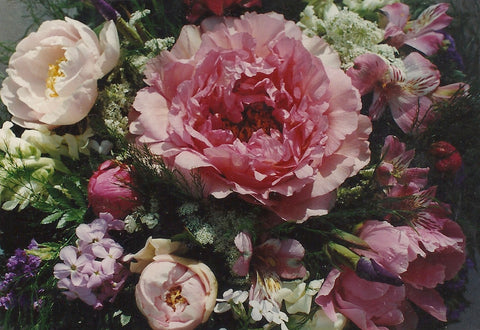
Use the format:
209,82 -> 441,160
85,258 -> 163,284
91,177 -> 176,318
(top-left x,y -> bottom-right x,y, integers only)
46,57 -> 66,97
165,285 -> 188,312
221,102 -> 282,142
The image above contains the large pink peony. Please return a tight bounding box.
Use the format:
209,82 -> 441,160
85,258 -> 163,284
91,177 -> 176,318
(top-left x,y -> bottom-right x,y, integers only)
0,18 -> 120,129
129,12 -> 371,222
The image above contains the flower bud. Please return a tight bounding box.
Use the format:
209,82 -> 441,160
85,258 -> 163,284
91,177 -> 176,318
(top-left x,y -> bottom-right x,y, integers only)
87,160 -> 141,219
430,141 -> 462,174
356,257 -> 403,286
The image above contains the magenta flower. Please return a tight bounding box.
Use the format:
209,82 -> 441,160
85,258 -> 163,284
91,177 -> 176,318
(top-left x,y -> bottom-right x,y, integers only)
381,2 -> 452,56
184,0 -> 261,22
87,160 -> 141,219
130,12 -> 371,222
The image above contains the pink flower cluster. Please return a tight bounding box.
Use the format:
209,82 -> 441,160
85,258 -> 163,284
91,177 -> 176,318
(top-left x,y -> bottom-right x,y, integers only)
53,213 -> 129,309
315,136 -> 466,329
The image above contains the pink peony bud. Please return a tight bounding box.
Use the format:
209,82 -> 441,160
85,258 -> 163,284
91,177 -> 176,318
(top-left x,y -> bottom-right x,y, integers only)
87,160 -> 141,219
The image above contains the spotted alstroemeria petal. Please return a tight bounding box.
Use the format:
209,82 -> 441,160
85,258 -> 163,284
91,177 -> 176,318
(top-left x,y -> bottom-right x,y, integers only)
403,52 -> 440,96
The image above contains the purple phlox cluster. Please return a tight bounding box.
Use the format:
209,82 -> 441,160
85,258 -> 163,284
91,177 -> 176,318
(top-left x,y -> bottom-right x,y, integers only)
54,213 -> 129,310
0,239 -> 42,310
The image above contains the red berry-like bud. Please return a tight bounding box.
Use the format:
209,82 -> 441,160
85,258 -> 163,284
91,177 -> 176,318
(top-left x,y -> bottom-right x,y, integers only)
435,152 -> 462,174
430,141 -> 462,174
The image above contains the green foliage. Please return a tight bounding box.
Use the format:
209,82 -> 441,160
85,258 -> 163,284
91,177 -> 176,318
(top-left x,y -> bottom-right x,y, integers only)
32,175 -> 88,229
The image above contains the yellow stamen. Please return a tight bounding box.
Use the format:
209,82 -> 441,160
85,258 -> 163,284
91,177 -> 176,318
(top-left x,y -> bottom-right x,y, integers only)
165,286 -> 188,311
46,57 -> 66,97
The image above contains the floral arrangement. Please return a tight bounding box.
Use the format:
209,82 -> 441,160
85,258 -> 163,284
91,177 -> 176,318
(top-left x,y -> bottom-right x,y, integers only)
0,0 -> 478,329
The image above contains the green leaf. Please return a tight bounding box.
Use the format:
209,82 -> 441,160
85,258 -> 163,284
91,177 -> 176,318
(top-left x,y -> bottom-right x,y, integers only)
120,314 -> 131,327
41,211 -> 64,225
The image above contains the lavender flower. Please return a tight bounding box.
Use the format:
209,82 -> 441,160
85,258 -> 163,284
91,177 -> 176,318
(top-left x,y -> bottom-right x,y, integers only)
54,213 -> 130,309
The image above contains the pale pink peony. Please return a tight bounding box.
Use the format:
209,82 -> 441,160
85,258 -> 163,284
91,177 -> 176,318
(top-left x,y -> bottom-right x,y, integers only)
87,160 -> 142,219
0,18 -> 120,129
315,267 -> 406,330
129,12 -> 371,222
135,254 -> 218,330
184,0 -> 261,22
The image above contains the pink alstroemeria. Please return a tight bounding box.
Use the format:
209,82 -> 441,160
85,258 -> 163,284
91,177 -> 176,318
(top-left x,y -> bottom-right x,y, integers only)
232,232 -> 253,276
376,135 -> 429,190
381,2 -> 452,55
232,233 -> 306,280
347,52 -> 464,133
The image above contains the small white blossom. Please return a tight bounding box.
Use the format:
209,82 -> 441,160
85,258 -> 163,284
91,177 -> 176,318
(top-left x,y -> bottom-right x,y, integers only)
128,9 -> 151,26
124,215 -> 139,233
214,289 -> 248,313
89,140 -> 114,155
194,225 -> 215,245
140,213 -> 159,229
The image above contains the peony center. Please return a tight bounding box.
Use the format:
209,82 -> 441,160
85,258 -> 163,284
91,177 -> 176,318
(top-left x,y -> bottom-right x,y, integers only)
46,57 -> 66,97
165,285 -> 189,312
220,102 -> 282,142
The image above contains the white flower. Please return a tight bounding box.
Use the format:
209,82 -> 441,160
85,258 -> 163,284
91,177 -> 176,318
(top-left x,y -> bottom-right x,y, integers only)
139,213 -> 159,229
299,309 -> 347,330
124,215 -> 139,234
88,139 -> 114,155
343,0 -> 396,12
1,18 -> 120,129
277,279 -> 323,315
214,289 -> 249,313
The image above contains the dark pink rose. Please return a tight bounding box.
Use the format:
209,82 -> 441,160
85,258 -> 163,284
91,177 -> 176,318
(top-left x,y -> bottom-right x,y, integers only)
87,160 -> 141,219
129,12 -> 371,222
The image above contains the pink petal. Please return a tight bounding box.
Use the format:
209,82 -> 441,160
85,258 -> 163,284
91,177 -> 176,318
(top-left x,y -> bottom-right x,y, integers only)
347,54 -> 389,95
404,32 -> 445,56
381,3 -> 410,29
406,286 -> 447,322
410,3 -> 452,36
